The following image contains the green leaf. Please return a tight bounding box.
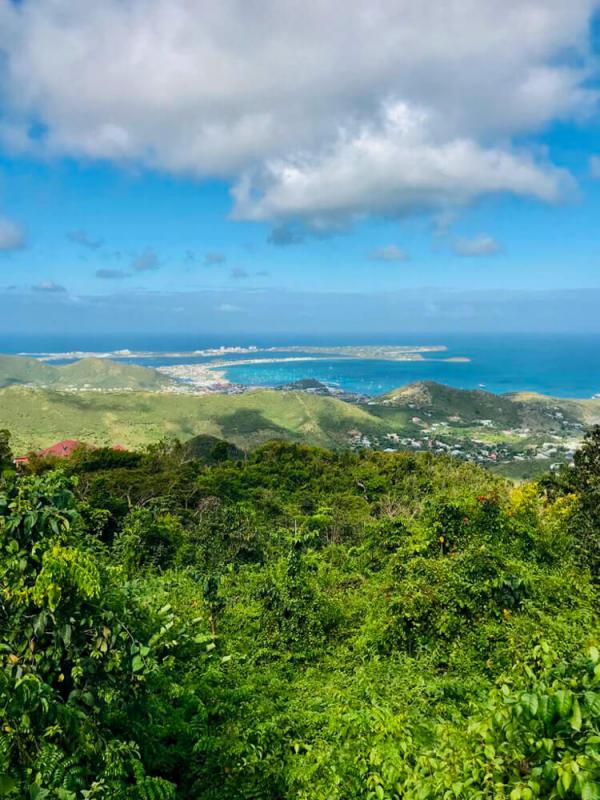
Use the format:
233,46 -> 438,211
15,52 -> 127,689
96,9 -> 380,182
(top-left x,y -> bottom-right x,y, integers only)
570,697 -> 583,731
582,783 -> 600,800
522,693 -> 539,717
555,690 -> 572,718
0,775 -> 16,795
30,786 -> 50,800
561,771 -> 573,792
131,655 -> 144,672
56,791 -> 76,800
585,692 -> 600,716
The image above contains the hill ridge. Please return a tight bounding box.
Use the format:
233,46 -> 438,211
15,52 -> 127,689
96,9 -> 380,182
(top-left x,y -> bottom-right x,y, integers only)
0,354 -> 172,391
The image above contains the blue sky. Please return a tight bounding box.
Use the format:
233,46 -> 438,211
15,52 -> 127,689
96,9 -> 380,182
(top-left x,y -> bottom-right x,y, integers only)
1,1 -> 600,333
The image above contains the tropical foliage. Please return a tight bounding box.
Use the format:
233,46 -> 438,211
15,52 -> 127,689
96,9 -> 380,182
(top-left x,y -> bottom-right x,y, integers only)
1,428 -> 599,798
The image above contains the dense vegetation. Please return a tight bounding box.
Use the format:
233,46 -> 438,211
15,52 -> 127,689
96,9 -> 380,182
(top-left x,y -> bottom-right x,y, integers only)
1,428 -> 599,798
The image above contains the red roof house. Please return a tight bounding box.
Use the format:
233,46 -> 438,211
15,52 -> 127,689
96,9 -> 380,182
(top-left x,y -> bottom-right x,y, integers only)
15,440 -> 127,467
38,439 -> 82,459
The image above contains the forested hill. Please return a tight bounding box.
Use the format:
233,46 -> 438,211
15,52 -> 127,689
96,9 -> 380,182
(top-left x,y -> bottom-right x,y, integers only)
1,428 -> 600,798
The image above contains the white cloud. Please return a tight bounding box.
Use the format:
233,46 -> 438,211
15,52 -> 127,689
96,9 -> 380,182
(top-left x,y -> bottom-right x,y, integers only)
0,216 -> 25,251
452,234 -> 502,257
0,0 -> 596,225
217,303 -> 243,313
370,244 -> 409,262
232,102 -> 571,225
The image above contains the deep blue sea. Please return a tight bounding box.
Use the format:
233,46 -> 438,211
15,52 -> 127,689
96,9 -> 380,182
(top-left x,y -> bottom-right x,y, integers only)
1,332 -> 600,398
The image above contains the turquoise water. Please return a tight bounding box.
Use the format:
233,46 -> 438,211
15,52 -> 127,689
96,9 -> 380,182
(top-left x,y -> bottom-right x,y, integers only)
221,335 -> 600,398
2,333 -> 600,398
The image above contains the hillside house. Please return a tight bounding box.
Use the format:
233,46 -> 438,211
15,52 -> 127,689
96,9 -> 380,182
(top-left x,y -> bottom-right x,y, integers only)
15,439 -> 127,468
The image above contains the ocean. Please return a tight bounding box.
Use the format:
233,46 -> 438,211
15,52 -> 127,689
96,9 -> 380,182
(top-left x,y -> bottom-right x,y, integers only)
1,332 -> 600,399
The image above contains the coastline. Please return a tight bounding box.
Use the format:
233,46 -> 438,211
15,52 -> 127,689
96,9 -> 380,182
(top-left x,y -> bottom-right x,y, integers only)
156,352 -> 474,393
6,339 -> 600,399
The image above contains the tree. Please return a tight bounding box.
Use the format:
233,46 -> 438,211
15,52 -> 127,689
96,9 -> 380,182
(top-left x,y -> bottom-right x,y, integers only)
0,429 -> 13,469
570,425 -> 600,578
0,472 -> 210,796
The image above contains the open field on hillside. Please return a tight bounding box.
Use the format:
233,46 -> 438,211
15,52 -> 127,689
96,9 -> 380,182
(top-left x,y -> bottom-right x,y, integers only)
0,354 -> 173,390
0,385 -> 389,453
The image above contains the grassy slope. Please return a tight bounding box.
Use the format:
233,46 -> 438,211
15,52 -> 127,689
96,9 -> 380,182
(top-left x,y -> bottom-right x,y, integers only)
0,386 -> 389,452
57,358 -> 172,390
3,380 -> 600,468
0,355 -> 171,391
0,355 -> 59,388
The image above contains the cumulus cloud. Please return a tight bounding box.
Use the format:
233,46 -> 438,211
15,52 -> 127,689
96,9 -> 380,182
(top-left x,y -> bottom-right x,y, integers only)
0,0 -> 596,225
96,268 -> 127,279
452,234 -> 502,257
370,244 -> 409,262
0,217 -> 25,251
204,251 -> 226,265
32,280 -> 66,293
217,303 -> 243,313
131,247 -> 160,271
68,229 -> 103,249
232,102 -> 571,226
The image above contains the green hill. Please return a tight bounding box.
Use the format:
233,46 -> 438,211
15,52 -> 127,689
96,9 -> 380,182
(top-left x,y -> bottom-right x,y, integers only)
0,386 -> 389,453
3,379 -> 600,477
375,379 -> 595,431
56,357 -> 172,390
377,380 -> 523,422
0,354 -> 172,391
0,354 -> 59,388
